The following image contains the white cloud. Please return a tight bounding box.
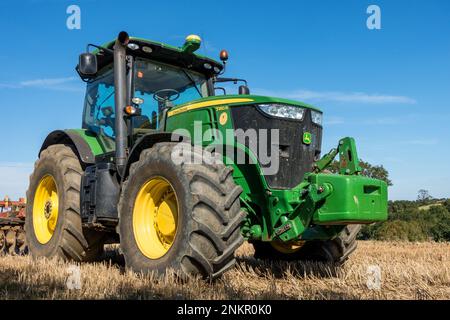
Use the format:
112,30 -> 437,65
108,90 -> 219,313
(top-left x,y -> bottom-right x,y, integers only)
253,88 -> 417,105
0,76 -> 82,92
20,77 -> 76,87
288,90 -> 416,104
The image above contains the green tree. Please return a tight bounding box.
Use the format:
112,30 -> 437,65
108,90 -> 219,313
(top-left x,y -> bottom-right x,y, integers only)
358,223 -> 381,240
417,189 -> 433,204
423,205 -> 450,241
374,220 -> 428,241
374,200 -> 450,242
389,200 -> 419,216
329,159 -> 392,186
443,199 -> 450,212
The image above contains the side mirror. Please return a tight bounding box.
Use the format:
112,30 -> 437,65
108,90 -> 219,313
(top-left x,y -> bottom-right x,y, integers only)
78,53 -> 97,77
239,85 -> 250,95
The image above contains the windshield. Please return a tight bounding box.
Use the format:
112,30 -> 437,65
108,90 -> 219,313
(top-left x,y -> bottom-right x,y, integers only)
132,58 -> 209,130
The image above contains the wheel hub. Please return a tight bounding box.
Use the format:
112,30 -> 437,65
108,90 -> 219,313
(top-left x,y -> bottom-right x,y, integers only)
154,191 -> 177,238
133,177 -> 179,259
32,175 -> 59,244
44,200 -> 52,219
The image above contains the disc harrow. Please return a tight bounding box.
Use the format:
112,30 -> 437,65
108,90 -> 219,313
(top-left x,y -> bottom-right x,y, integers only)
0,196 -> 27,256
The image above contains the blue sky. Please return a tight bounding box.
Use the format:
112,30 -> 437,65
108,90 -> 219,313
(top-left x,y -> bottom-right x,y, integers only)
0,0 -> 449,200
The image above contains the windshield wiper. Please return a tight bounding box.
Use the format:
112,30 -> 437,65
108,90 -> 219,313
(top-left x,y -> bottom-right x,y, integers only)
181,68 -> 202,97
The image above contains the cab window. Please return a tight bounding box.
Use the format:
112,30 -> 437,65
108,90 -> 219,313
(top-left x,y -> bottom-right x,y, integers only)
82,65 -> 116,149
132,58 -> 208,130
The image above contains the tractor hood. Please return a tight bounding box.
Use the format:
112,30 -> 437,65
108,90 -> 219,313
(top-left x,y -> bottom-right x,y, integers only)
166,95 -> 323,190
167,95 -> 322,117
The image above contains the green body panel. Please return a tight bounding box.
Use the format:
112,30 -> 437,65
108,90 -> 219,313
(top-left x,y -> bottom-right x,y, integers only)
310,174 -> 388,224
66,129 -> 105,155
166,108 -> 215,145
167,94 -> 321,117
337,137 -> 362,175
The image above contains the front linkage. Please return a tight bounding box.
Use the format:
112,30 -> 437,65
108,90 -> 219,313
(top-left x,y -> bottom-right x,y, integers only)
244,137 -> 388,243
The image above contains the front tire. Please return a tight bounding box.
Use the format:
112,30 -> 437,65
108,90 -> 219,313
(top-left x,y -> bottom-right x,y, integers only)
118,143 -> 245,279
25,144 -> 104,261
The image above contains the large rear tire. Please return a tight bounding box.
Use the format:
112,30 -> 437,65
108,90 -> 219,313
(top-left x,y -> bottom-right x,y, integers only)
253,225 -> 361,264
118,142 -> 245,279
25,144 -> 105,261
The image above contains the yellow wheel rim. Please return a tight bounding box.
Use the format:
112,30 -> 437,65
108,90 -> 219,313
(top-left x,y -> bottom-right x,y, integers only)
133,177 -> 179,259
33,175 -> 59,244
270,240 -> 305,254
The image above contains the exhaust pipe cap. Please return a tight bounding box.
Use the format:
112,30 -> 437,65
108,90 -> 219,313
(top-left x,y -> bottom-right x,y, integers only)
117,31 -> 129,46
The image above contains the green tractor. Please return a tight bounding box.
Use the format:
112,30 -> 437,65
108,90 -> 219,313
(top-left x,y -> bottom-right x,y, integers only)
25,32 -> 387,279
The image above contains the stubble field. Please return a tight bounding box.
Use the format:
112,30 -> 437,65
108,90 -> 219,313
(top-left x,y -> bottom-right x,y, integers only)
0,241 -> 448,300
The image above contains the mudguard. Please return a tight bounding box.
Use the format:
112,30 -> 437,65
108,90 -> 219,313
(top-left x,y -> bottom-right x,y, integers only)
39,129 -> 104,165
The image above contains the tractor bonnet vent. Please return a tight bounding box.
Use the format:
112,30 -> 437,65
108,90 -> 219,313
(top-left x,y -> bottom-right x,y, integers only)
230,105 -> 322,189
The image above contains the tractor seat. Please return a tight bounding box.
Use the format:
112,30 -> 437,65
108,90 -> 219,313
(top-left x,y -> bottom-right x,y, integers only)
132,115 -> 158,138
133,115 -> 155,129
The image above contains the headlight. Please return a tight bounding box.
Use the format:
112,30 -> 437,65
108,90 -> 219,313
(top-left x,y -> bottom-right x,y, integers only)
258,104 -> 305,120
311,110 -> 323,126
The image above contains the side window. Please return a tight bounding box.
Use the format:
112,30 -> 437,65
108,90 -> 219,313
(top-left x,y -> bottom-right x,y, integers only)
82,66 -> 116,142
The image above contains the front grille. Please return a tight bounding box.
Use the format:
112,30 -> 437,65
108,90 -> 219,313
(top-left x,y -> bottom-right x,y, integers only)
230,105 -> 322,189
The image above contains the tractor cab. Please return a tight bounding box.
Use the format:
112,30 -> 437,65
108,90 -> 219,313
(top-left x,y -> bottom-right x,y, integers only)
78,35 -> 233,150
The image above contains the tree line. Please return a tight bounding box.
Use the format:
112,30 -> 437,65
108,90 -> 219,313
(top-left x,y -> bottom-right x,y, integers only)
329,160 -> 449,242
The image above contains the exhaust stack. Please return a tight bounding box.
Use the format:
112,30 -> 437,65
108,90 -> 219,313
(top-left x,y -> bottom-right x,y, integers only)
113,31 -> 129,174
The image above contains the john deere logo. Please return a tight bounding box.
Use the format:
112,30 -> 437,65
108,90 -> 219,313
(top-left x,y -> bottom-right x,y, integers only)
303,132 -> 312,145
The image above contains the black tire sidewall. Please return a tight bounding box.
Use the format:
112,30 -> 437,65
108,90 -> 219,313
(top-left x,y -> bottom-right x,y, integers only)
119,153 -> 196,275
25,153 -> 69,258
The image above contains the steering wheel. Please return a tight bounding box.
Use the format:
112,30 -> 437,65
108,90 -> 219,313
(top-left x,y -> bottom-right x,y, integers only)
153,89 -> 180,102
